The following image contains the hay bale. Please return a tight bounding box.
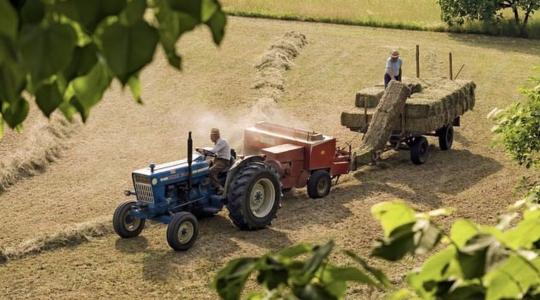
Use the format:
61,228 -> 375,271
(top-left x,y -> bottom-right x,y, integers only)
355,86 -> 385,108
341,108 -> 375,131
356,81 -> 410,159
343,78 -> 476,134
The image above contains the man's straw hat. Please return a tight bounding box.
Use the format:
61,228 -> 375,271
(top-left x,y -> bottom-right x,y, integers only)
391,50 -> 400,58
211,128 -> 220,136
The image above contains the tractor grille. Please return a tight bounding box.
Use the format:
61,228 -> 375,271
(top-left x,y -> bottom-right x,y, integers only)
134,182 -> 154,203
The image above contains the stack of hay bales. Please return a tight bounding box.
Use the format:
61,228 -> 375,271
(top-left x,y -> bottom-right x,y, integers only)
341,78 -> 476,133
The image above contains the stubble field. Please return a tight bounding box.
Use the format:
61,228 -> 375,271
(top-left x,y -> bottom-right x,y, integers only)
1,16 -> 540,299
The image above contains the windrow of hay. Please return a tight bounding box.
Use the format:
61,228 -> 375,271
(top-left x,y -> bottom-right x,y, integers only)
0,217 -> 112,263
252,31 -> 308,104
342,78 -> 476,133
0,107 -> 78,192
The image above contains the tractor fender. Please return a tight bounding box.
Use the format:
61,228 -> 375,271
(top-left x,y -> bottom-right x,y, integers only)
224,155 -> 265,194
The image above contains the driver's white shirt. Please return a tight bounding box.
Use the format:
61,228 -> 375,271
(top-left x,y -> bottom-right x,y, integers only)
211,138 -> 231,160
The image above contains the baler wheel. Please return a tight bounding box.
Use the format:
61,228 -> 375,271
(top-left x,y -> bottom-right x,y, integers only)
307,170 -> 331,199
113,201 -> 145,238
410,136 -> 429,165
226,162 -> 281,230
167,212 -> 199,251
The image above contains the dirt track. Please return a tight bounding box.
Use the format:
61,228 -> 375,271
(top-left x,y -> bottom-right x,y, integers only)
1,16 -> 540,299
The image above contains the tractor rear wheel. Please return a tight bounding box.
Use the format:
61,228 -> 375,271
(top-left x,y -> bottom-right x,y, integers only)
166,212 -> 199,251
226,162 -> 281,230
113,201 -> 145,238
307,170 -> 331,199
437,125 -> 454,150
410,136 -> 429,165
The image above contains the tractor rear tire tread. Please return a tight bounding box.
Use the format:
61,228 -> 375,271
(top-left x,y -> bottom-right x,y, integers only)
226,162 -> 281,230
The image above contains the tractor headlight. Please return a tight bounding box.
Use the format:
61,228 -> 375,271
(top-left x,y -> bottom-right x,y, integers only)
151,178 -> 158,186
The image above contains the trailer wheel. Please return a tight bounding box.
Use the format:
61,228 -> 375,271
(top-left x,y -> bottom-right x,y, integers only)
410,136 -> 429,165
226,162 -> 281,230
307,170 -> 331,199
113,201 -> 145,238
437,125 -> 454,150
167,212 -> 199,251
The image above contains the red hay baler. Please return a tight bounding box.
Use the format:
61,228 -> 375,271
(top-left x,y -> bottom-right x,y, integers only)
243,122 -> 352,198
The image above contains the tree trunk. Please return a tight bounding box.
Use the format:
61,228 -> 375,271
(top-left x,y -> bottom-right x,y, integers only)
512,6 -> 520,24
521,8 -> 532,37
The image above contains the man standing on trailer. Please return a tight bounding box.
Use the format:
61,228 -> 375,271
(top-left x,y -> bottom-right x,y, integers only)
384,49 -> 402,88
205,128 -> 231,195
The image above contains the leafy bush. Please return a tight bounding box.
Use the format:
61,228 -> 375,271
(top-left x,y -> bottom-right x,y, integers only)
215,199 -> 540,300
492,75 -> 540,168
0,0 -> 226,136
438,0 -> 540,35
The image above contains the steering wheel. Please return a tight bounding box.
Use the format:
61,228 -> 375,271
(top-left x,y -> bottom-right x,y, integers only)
195,148 -> 216,157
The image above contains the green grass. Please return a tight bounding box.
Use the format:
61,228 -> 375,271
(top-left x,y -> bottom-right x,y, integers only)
221,0 -> 540,38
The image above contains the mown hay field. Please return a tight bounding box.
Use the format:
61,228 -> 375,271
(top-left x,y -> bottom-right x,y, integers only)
1,16 -> 540,299
222,0 -> 540,38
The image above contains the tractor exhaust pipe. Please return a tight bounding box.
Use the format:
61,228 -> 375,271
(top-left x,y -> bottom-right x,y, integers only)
187,131 -> 193,195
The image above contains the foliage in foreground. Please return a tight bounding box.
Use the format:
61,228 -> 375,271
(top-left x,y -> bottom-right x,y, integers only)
492,75 -> 540,168
214,198 -> 540,300
0,0 -> 226,137
438,0 -> 540,35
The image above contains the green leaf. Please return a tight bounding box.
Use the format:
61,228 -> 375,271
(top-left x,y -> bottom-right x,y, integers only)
127,75 -> 142,104
0,59 -> 26,102
206,9 -> 226,44
457,235 -> 506,280
485,254 -> 540,299
407,247 -> 457,297
19,23 -> 77,83
63,43 -> 99,81
344,250 -> 391,288
387,289 -> 420,300
413,219 -> 442,255
155,1 -> 198,69
294,283 -> 338,300
56,0 -> 127,33
36,81 -> 63,117
0,0 -> 17,39
167,0 -> 219,22
98,19 -> 158,84
301,241 -> 334,282
214,257 -> 258,300
121,0 -> 147,25
275,243 -> 313,258
450,219 -> 479,248
371,201 -> 416,237
71,62 -> 112,121
372,222 -> 416,261
21,0 -> 45,24
0,114 -> 4,139
502,209 -> 540,250
2,97 -> 29,128
322,266 -> 378,287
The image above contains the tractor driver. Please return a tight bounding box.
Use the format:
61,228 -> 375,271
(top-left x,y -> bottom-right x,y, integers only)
197,128 -> 231,195
384,49 -> 402,88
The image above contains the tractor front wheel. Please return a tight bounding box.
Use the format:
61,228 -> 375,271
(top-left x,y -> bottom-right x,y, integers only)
307,170 -> 331,199
166,212 -> 199,251
227,162 -> 281,230
113,201 -> 145,238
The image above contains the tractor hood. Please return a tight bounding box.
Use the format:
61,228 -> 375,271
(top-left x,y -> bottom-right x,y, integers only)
132,154 -> 208,184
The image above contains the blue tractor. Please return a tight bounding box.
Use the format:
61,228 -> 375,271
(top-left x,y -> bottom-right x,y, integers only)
112,132 -> 282,251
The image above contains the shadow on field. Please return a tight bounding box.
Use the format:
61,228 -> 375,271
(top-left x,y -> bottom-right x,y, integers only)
352,148 -> 503,206
448,33 -> 540,56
